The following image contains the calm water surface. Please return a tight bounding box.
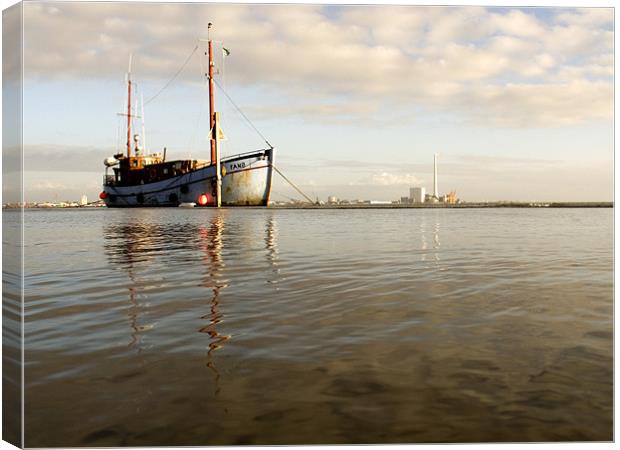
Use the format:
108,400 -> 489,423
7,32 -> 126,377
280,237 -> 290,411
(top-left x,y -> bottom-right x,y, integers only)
19,208 -> 612,445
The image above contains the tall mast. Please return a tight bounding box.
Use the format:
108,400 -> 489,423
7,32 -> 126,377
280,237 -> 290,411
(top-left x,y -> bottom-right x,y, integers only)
208,23 -> 216,165
214,112 -> 222,207
126,54 -> 133,158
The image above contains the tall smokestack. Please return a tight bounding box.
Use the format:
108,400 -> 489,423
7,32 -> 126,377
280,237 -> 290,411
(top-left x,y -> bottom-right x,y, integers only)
433,153 -> 438,199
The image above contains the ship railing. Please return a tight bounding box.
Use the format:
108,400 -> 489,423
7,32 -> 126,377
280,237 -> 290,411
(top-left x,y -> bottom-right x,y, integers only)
221,148 -> 273,162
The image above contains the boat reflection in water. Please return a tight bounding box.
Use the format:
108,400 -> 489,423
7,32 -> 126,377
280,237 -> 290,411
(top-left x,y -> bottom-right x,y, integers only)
103,213 -> 240,363
101,211 -> 281,403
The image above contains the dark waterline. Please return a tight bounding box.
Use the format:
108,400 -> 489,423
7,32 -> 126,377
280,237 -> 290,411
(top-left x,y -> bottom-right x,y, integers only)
14,208 -> 612,445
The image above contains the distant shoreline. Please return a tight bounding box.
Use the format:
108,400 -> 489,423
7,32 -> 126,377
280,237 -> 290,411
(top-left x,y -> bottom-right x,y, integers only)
268,202 -> 613,209
3,201 -> 613,210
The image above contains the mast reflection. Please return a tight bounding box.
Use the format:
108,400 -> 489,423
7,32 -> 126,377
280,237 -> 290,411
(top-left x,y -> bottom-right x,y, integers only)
198,212 -> 230,395
103,222 -> 158,351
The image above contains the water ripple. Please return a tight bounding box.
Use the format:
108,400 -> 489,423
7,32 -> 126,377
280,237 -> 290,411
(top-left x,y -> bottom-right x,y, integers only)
20,207 -> 613,445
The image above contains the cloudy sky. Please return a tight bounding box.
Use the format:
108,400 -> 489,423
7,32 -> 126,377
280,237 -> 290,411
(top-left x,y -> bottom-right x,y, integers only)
7,1 -> 615,202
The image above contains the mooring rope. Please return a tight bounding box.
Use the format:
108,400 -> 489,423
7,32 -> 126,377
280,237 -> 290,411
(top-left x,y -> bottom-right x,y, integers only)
272,165 -> 315,204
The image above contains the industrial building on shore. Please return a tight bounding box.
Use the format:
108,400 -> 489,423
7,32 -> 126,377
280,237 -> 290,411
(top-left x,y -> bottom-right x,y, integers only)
319,154 -> 459,206
400,153 -> 458,205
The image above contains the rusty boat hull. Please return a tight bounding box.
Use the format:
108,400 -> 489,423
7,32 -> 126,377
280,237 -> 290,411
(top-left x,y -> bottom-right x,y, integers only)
102,148 -> 274,207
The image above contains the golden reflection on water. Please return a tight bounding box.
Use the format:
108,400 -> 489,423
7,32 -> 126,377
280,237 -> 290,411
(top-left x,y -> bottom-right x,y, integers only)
420,216 -> 441,263
127,286 -> 141,350
420,220 -> 427,261
433,220 -> 441,262
265,214 -> 280,286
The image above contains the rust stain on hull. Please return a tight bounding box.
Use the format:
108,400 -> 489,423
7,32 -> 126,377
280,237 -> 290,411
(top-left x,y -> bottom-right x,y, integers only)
221,165 -> 269,206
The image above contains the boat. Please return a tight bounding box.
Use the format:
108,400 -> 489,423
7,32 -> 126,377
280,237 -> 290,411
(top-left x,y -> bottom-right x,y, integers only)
100,24 -> 274,207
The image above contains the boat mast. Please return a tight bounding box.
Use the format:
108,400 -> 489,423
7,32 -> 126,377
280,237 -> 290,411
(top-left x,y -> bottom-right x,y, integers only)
208,23 -> 216,166
214,112 -> 222,208
126,54 -> 133,158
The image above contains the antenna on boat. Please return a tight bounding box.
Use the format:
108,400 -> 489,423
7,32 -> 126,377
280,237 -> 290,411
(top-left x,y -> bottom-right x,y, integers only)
126,53 -> 133,158
141,93 -> 146,154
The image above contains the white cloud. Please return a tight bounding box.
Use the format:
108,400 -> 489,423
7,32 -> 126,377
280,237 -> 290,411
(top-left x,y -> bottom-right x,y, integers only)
456,80 -> 613,127
488,9 -> 546,38
370,172 -> 422,186
246,100 -> 377,124
555,8 -> 613,28
21,3 -> 613,128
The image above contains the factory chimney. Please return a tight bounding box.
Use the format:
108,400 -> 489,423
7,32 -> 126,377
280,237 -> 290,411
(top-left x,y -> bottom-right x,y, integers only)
433,153 -> 438,199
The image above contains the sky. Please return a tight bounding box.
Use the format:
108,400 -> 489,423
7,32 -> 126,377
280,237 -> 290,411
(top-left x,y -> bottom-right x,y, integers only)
3,1 -> 615,202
